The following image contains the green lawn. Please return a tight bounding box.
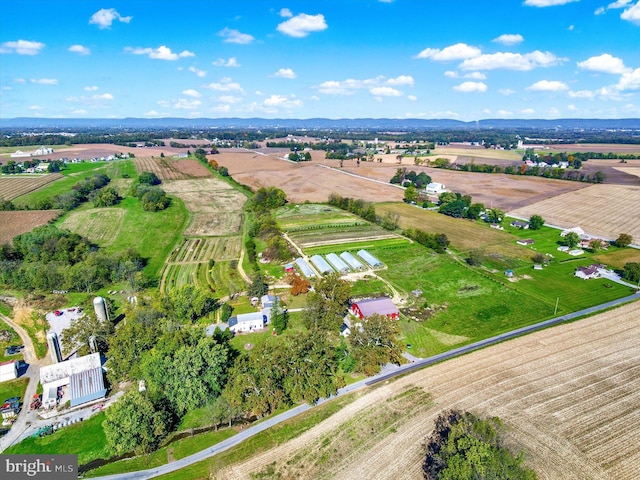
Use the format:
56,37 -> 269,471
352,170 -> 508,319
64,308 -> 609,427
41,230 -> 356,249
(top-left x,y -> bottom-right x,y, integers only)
0,317 -> 22,364
0,377 -> 29,406
4,410 -> 108,465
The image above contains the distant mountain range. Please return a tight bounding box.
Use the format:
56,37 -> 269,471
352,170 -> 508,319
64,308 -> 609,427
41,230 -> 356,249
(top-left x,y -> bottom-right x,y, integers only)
1,117 -> 640,130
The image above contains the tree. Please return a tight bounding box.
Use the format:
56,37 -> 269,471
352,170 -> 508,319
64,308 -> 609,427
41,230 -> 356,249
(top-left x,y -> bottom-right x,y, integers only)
137,171 -> 161,186
439,199 -> 466,218
62,312 -> 113,356
103,390 -> 170,457
615,233 -> 633,247
528,214 -> 545,230
349,313 -> 404,376
564,231 -> 580,249
247,274 -> 268,298
466,202 -> 484,220
404,184 -> 419,203
270,298 -> 288,334
304,274 -> 351,332
167,285 -> 218,323
423,410 -> 537,480
289,274 -> 310,296
532,252 -> 548,265
438,191 -> 456,206
485,208 -> 504,224
622,262 -> 640,283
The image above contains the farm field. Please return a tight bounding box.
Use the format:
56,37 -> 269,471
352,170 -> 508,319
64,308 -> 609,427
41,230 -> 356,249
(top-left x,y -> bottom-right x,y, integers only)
162,178 -> 246,236
344,163 -> 588,211
215,150 -> 404,204
169,236 -> 242,263
11,160 -> 135,207
207,300 -> 640,480
0,173 -> 64,200
59,208 -> 125,246
376,202 -> 528,258
134,156 -> 211,181
509,184 -> 640,242
0,210 -> 61,245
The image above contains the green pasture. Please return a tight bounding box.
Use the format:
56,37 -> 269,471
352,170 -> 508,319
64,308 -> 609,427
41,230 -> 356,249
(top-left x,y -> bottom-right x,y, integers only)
304,237 -> 411,256
0,317 -> 22,364
275,204 -> 357,229
0,377 -> 29,407
13,160 -> 136,207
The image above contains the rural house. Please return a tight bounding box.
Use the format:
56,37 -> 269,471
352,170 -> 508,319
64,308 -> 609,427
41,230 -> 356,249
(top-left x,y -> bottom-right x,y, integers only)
351,297 -> 400,320
510,220 -> 529,229
575,264 -> 606,280
229,312 -> 266,333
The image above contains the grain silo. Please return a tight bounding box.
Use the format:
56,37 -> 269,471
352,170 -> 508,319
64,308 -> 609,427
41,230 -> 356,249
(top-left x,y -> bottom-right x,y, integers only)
93,296 -> 109,323
46,331 -> 63,364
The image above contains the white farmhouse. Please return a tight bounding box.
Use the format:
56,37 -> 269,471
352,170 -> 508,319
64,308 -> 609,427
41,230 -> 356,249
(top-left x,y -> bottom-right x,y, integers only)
424,182 -> 447,195
228,312 -> 266,333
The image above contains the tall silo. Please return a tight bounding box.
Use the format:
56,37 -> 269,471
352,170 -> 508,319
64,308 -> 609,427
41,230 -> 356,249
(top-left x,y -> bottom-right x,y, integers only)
46,332 -> 62,363
93,296 -> 109,323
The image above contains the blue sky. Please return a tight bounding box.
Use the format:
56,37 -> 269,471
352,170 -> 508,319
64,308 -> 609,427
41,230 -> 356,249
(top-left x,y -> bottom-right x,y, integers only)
1,0 -> 639,120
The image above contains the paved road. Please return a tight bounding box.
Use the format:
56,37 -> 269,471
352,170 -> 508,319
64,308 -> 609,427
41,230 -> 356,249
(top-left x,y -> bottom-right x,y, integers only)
94,291 -> 640,480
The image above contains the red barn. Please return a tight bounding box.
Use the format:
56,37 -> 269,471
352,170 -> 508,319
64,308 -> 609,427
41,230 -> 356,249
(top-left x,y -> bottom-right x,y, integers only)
351,297 -> 400,320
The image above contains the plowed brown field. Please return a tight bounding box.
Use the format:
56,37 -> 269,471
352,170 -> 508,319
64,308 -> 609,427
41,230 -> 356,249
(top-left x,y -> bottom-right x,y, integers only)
0,173 -> 64,200
135,156 -> 211,181
218,301 -> 640,480
0,210 -> 61,244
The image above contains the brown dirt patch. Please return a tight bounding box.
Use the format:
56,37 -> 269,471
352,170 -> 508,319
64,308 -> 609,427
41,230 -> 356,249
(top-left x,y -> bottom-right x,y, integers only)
171,159 -> 211,178
219,301 -> 640,480
0,173 -> 64,200
509,184 -> 640,242
0,210 -> 61,245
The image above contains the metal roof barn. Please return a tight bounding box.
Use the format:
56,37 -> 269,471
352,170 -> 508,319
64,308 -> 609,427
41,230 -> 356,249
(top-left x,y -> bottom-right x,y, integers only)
325,253 -> 350,273
69,367 -> 107,407
295,257 -> 316,278
357,249 -> 383,268
310,254 -> 334,274
340,251 -> 365,271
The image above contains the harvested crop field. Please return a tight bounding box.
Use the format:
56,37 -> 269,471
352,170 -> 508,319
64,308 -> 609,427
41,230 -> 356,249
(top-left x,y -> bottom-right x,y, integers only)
0,173 -> 64,200
169,236 -> 242,263
0,210 -> 61,245
59,208 -> 125,246
215,150 -> 404,203
217,300 -> 640,480
162,179 -> 246,236
135,156 -> 211,181
376,202 -> 527,258
343,163 -> 588,211
509,184 -> 640,242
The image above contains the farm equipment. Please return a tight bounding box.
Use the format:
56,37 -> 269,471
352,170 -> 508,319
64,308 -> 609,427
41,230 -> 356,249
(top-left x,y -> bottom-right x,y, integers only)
30,394 -> 41,411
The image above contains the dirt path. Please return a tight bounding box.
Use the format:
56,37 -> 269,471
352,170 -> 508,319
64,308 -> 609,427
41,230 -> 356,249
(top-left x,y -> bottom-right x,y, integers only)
218,300 -> 640,480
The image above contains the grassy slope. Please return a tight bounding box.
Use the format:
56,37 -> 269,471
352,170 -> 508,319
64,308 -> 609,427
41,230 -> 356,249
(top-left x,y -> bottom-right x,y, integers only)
0,378 -> 29,406
0,316 -> 22,364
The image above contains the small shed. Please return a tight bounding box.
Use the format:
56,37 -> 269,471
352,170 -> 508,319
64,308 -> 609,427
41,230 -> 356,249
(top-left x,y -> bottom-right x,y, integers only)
505,270 -> 514,278
516,239 -> 534,246
0,360 -> 18,383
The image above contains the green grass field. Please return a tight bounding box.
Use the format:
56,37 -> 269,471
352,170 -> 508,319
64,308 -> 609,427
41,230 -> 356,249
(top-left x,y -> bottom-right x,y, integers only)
0,377 -> 29,407
0,317 -> 22,364
13,160 -> 136,208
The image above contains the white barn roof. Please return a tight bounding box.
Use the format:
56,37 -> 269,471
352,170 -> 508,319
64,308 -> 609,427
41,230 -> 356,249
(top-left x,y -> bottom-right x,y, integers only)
40,353 -> 102,385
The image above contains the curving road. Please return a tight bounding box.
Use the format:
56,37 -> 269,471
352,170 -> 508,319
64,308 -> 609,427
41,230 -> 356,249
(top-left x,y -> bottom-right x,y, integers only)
94,291 -> 639,480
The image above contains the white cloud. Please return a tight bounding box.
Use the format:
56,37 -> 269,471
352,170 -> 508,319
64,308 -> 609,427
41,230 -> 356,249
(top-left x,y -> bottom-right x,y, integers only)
182,89 -> 201,98
597,0 -> 633,14
30,78 -> 58,85
157,100 -> 170,108
125,46 -> 194,60
465,72 -> 487,80
595,6 -> 607,14
213,57 -> 240,67
218,28 -> 254,44
144,110 -> 160,116
211,104 -> 231,113
527,80 -> 569,91
460,51 -> 565,71
68,44 -> 90,55
205,78 -> 244,93
28,105 -> 43,110
173,99 -> 201,110
93,93 -> 114,100
568,89 -> 596,98
521,108 -> 536,114
453,81 -> 487,92
567,104 -> 578,111
568,24 -> 575,30
616,67 -> 640,90
218,95 -> 242,104
0,40 -> 45,55
14,78 -> 26,84
369,86 -> 402,96
277,13 -> 328,37
577,54 -> 629,74
492,34 -> 524,45
263,94 -> 303,108
415,43 -> 481,61
66,93 -> 114,108
89,8 -> 132,29
84,86 -> 98,91
189,66 -> 207,77
280,8 -> 293,17
499,88 -> 516,95
316,75 -> 412,95
387,75 -> 414,86
444,71 -> 458,78
273,68 -> 297,79
407,95 -> 418,101
621,1 -> 640,23
72,109 -> 88,115
524,0 -> 579,6
497,109 -> 513,116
